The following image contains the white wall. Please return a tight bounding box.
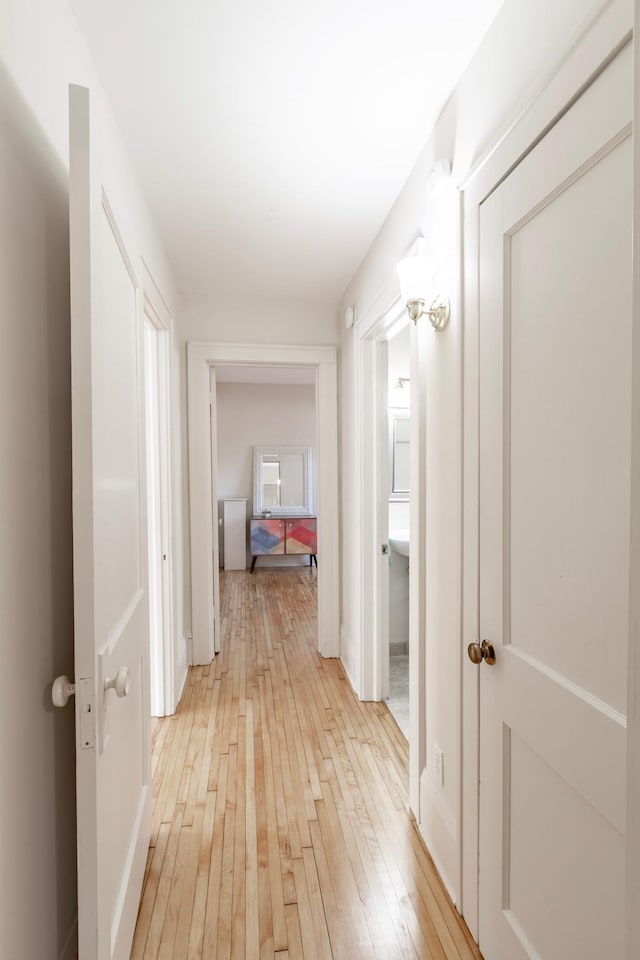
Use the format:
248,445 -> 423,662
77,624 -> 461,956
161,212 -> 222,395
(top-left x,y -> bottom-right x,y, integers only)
0,2 -> 180,956
338,0 -> 618,907
185,294 -> 340,347
216,382 -> 316,566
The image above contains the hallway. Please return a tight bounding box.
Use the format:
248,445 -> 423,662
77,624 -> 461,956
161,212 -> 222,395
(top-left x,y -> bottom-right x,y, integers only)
131,569 -> 481,959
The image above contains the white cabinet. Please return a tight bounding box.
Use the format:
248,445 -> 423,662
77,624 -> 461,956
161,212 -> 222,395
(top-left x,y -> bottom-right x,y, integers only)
223,498 -> 247,570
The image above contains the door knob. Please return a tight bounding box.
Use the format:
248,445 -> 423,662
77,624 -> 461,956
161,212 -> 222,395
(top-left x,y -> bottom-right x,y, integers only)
52,675 -> 76,708
467,639 -> 496,666
104,667 -> 131,698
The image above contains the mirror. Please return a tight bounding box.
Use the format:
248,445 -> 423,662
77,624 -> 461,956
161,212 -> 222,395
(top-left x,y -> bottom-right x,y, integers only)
389,411 -> 410,499
253,445 -> 314,516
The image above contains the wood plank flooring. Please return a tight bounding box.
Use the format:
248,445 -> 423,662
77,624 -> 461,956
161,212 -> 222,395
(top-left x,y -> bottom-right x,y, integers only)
131,568 -> 482,960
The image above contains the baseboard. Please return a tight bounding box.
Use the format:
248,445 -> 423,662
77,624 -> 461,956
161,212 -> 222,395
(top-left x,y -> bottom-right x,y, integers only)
340,658 -> 359,697
339,626 -> 361,699
414,816 -> 459,909
175,658 -> 189,706
418,770 -> 460,908
59,917 -> 77,960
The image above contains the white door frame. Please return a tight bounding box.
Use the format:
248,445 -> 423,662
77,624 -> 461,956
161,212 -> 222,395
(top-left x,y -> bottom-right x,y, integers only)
141,258 -> 178,716
187,340 -> 339,663
141,259 -> 176,715
459,5 -> 633,938
143,320 -> 163,715
355,288 -> 426,815
209,364 -> 221,655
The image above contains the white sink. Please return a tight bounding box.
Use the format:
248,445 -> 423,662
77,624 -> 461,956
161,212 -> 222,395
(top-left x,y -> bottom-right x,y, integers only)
389,530 -> 410,557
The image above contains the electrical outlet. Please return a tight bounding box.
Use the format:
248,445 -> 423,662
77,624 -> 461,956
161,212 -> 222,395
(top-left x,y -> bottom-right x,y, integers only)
433,744 -> 444,786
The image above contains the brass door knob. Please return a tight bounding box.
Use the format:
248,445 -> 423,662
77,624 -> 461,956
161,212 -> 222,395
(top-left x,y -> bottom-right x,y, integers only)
467,639 -> 496,666
468,642 -> 483,664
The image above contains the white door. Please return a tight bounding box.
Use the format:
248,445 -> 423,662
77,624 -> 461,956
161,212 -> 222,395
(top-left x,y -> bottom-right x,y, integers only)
69,84 -> 151,959
477,45 -> 632,960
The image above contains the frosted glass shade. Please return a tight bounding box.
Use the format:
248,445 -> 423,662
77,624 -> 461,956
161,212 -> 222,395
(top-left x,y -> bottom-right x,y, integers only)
396,253 -> 433,303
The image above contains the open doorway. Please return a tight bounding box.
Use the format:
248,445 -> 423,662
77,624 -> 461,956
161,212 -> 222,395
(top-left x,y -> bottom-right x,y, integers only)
357,299 -> 412,708
356,292 -> 425,813
213,365 -> 317,577
187,341 -> 339,664
386,325 -> 411,737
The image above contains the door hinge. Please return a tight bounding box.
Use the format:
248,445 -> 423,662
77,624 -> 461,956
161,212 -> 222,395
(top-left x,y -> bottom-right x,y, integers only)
78,677 -> 96,750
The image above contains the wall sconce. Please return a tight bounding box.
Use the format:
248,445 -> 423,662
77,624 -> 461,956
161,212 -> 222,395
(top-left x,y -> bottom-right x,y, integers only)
396,239 -> 450,331
390,376 -> 410,408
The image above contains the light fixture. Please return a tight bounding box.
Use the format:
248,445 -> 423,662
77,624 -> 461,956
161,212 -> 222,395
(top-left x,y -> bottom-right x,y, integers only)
396,238 -> 450,331
390,376 -> 410,408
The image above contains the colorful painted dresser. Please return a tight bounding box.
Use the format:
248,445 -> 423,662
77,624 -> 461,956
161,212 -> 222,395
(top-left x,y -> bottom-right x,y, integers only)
249,516 -> 317,572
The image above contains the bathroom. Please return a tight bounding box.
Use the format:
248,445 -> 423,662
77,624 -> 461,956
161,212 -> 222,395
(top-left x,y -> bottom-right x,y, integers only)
386,324 -> 411,737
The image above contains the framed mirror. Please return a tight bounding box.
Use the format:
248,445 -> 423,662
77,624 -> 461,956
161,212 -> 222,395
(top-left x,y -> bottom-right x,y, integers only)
389,411 -> 410,500
253,445 -> 314,516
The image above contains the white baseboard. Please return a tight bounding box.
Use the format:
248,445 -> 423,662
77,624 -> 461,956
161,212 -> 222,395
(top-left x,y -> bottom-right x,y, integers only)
175,657 -> 189,706
418,770 -> 460,909
415,817 -> 459,909
339,625 -> 362,699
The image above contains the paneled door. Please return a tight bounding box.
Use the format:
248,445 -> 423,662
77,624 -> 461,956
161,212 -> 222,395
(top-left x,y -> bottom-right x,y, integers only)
476,45 -> 632,960
69,84 -> 151,959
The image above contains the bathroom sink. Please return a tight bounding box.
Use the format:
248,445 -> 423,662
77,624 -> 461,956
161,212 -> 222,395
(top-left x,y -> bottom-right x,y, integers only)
388,530 -> 410,557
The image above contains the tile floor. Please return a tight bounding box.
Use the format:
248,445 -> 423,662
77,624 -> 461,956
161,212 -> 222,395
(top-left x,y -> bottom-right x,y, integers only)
387,653 -> 409,739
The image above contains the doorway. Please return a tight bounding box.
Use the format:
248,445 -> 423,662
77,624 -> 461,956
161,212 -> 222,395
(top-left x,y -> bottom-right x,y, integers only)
187,341 -> 339,664
213,365 -> 317,577
356,292 -> 426,813
386,325 -> 411,737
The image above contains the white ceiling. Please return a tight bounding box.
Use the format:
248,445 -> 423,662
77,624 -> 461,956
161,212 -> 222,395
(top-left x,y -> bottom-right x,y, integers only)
69,0 -> 503,303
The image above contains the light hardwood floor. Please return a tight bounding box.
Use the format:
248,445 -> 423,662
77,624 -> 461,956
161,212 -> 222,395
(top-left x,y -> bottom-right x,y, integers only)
131,568 -> 482,960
